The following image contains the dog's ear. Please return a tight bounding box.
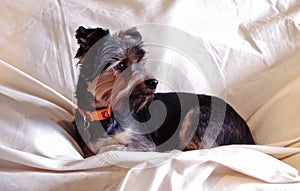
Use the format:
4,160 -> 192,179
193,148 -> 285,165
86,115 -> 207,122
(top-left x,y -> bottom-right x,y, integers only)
118,27 -> 142,44
75,26 -> 110,58
118,27 -> 145,61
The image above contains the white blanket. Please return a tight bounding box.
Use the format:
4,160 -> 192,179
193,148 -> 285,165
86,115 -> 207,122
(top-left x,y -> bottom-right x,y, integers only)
1,0 -> 300,190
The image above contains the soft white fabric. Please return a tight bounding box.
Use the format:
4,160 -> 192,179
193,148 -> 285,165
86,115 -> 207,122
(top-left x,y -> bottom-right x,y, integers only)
1,0 -> 300,190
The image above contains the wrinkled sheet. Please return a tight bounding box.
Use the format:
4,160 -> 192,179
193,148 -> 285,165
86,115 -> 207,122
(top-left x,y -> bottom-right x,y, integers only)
1,0 -> 300,190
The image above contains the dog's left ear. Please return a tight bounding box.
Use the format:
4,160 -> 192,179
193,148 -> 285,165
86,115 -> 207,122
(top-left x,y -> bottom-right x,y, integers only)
118,27 -> 145,62
118,27 -> 142,44
75,26 -> 110,58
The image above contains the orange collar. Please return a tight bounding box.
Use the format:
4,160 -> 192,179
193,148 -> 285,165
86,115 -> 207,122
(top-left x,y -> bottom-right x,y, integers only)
77,107 -> 112,122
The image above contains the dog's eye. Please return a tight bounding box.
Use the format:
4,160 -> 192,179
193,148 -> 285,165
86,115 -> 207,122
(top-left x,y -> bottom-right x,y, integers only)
115,61 -> 127,71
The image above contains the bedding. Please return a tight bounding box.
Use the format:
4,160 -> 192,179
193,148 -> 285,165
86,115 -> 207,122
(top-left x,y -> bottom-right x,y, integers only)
1,0 -> 300,190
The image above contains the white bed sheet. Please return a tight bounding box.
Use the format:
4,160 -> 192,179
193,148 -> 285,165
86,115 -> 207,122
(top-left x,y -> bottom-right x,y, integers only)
1,0 -> 300,190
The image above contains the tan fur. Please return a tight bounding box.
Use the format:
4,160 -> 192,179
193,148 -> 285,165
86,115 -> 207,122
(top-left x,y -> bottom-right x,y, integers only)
179,108 -> 202,150
179,109 -> 193,148
87,52 -> 147,111
111,130 -> 132,145
87,70 -> 116,108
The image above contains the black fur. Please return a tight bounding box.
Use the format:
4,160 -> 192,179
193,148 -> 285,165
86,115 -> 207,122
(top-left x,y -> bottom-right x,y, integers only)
75,26 -> 110,59
149,93 -> 255,151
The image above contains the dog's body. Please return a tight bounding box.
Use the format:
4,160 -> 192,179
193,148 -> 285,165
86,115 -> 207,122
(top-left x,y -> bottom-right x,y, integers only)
71,26 -> 255,157
144,93 -> 254,151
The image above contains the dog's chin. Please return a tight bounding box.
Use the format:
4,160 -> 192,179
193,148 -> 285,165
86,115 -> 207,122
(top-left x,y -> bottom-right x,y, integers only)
130,93 -> 154,113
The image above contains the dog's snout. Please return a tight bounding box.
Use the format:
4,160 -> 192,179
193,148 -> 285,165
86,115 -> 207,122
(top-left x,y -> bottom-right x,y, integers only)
145,79 -> 158,90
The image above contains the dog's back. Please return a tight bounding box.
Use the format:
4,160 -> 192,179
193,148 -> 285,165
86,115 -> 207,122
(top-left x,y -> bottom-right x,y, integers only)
133,92 -> 254,151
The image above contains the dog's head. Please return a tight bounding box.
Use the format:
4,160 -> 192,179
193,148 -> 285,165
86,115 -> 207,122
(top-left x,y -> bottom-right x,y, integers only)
75,26 -> 158,114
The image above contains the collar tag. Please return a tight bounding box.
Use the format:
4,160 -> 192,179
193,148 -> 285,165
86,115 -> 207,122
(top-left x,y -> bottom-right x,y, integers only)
78,107 -> 112,122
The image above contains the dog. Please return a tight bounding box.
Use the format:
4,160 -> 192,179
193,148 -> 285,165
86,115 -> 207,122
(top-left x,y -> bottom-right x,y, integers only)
70,26 -> 255,158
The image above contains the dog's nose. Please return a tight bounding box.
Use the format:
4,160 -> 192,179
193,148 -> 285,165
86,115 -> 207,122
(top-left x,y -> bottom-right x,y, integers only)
145,79 -> 158,90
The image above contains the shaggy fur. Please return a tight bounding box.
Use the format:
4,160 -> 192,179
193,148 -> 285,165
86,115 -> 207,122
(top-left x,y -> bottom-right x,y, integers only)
70,26 -> 255,158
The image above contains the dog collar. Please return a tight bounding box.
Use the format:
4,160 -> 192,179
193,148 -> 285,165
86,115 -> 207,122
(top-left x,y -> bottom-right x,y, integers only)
77,107 -> 112,122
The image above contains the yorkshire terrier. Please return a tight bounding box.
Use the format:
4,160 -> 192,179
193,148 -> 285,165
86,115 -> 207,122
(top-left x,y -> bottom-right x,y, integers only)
70,26 -> 255,158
